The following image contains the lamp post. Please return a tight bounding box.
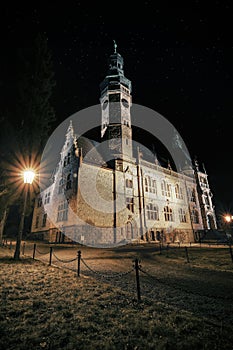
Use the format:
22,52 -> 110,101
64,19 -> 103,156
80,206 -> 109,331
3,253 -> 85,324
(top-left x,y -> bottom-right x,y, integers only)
223,214 -> 233,240
14,169 -> 35,260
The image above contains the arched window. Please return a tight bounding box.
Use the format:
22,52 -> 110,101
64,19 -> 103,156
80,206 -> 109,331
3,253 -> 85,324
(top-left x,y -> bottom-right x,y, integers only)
203,192 -> 210,206
66,173 -> 72,190
188,188 -> 196,203
145,176 -> 157,194
191,209 -> 199,224
37,197 -> 42,207
146,203 -> 159,220
42,213 -> 47,227
175,184 -> 183,199
57,201 -> 68,222
58,178 -> 64,194
161,180 -> 166,196
164,206 -> 173,221
126,179 -> 133,188
161,181 -> 171,197
178,208 -> 187,223
126,197 -> 134,212
191,189 -> 196,203
67,152 -> 71,165
44,192 -> 50,204
35,215 -> 39,228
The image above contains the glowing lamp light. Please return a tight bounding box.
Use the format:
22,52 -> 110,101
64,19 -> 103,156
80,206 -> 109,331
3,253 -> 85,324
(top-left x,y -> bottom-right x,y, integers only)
23,170 -> 35,184
225,215 -> 231,223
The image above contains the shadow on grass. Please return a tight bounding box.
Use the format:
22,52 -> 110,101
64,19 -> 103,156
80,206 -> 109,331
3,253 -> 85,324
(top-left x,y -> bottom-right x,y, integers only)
0,256 -> 36,265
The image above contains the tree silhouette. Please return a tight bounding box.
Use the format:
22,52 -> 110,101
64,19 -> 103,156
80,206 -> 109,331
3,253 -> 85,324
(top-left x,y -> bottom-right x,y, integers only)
0,33 -> 56,247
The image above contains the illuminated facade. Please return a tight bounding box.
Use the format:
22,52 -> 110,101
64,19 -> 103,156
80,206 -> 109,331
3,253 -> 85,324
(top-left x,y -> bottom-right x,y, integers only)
31,48 -> 217,245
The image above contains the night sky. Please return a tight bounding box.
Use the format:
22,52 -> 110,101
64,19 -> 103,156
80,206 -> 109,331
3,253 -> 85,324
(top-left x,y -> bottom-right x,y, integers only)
1,2 -> 233,218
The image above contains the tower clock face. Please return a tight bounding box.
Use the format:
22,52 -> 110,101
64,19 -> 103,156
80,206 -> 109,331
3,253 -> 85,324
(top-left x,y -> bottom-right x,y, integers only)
102,100 -> 108,110
121,98 -> 129,108
109,126 -> 121,139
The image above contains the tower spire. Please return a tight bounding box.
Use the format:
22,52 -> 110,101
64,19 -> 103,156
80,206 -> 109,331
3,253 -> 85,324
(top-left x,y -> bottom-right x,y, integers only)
113,40 -> 117,53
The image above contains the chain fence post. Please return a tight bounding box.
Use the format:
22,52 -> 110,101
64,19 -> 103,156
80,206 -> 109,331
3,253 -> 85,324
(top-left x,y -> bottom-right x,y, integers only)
229,244 -> 233,263
33,243 -> 36,259
185,246 -> 190,263
22,242 -> 25,255
77,250 -> 81,277
159,243 -> 162,255
49,247 -> 53,266
134,258 -> 141,301
166,243 -> 169,257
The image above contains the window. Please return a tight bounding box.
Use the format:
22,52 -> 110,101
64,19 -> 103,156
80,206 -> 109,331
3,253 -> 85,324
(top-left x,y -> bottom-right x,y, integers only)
58,178 -> 64,194
175,184 -> 183,199
188,188 -> 196,203
42,213 -> 47,227
66,173 -> 72,190
57,201 -> 68,222
161,180 -> 171,197
44,192 -> 50,204
67,152 -> 71,165
203,193 -> 210,205
126,197 -> 134,212
146,203 -> 159,220
191,209 -> 199,224
178,208 -> 187,223
35,215 -> 39,228
145,176 -> 157,194
164,206 -> 173,221
126,179 -> 133,188
37,197 -> 42,207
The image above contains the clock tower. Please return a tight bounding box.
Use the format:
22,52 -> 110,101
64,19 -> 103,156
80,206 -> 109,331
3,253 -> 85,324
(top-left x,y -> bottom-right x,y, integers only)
100,42 -> 133,164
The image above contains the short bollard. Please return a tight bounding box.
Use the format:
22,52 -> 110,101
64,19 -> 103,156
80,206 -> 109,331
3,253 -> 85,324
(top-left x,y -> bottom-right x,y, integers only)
22,242 -> 26,255
159,243 -> 162,255
9,241 -> 12,250
166,243 -> 169,257
77,250 -> 81,277
185,246 -> 190,263
134,258 -> 141,301
49,247 -> 53,266
33,243 -> 36,259
229,244 -> 233,263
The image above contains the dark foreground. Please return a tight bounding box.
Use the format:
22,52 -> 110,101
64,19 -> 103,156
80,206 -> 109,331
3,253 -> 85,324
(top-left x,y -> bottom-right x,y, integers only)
0,242 -> 233,349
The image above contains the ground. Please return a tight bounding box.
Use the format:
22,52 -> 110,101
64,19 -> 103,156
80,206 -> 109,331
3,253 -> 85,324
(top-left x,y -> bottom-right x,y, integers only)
0,241 -> 233,349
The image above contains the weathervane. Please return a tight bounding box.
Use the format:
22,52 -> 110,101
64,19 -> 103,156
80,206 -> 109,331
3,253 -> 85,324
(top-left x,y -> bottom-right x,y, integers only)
113,40 -> 117,53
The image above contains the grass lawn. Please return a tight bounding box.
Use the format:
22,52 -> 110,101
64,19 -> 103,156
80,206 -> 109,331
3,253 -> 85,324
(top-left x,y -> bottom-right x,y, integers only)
0,244 -> 233,350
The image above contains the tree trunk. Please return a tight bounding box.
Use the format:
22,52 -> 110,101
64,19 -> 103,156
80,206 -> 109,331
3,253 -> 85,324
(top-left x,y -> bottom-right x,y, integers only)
0,209 -> 7,245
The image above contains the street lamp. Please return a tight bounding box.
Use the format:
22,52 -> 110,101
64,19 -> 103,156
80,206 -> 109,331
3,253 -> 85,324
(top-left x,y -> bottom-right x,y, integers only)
225,215 -> 233,223
223,214 -> 233,240
14,169 -> 35,260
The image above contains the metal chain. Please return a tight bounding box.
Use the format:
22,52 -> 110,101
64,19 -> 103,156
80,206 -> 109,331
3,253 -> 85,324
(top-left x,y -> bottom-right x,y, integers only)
81,258 -> 134,278
35,247 -> 50,255
52,251 -> 78,263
